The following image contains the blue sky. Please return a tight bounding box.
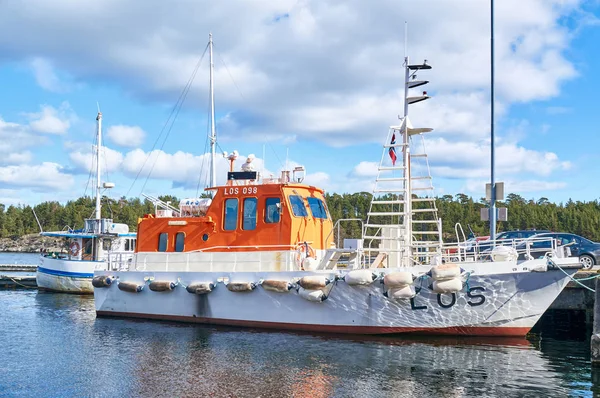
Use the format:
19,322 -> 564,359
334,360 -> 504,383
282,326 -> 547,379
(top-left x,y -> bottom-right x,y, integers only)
0,0 -> 599,206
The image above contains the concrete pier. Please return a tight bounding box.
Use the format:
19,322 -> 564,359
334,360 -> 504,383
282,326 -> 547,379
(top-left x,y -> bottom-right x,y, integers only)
592,278 -> 600,365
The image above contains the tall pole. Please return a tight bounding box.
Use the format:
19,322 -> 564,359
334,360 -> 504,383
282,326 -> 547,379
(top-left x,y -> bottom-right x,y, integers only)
95,111 -> 102,221
209,33 -> 217,190
490,0 -> 497,240
403,22 -> 412,262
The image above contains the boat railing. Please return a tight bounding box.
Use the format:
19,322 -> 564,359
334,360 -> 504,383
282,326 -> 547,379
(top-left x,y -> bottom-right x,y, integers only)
190,244 -> 297,253
358,236 -> 563,266
327,218 -> 364,249
106,251 -> 135,271
129,245 -> 300,272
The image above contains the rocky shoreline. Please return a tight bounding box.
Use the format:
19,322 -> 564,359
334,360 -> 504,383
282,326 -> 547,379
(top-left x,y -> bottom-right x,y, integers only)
0,234 -> 63,253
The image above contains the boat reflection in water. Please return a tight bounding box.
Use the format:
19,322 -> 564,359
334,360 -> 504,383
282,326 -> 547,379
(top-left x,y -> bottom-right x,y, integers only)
96,322 -> 587,398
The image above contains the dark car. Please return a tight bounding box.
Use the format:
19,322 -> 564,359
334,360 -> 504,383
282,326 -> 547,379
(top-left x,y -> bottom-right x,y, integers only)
516,232 -> 600,269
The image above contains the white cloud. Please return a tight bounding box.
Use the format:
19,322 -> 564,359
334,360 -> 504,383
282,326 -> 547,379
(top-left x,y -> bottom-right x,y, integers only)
424,137 -> 571,178
351,161 -> 379,178
106,125 -> 146,148
1,151 -> 32,165
25,103 -> 72,134
0,0 -> 590,200
304,171 -> 330,189
0,0 -> 586,143
68,145 -> 125,174
30,57 -> 67,93
0,162 -> 74,191
0,116 -> 49,165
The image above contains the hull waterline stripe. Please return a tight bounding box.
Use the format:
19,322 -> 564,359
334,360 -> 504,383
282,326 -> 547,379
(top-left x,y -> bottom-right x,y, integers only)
37,266 -> 94,279
95,311 -> 532,337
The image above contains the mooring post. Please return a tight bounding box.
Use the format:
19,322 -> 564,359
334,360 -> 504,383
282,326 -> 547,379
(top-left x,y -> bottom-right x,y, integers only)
591,277 -> 600,365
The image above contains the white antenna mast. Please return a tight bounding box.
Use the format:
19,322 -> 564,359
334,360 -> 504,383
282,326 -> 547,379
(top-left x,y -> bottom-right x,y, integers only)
209,33 -> 217,191
95,110 -> 102,221
402,22 -> 412,257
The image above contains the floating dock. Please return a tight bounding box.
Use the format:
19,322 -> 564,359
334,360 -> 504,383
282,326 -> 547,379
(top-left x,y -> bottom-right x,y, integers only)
0,274 -> 37,288
0,264 -> 37,289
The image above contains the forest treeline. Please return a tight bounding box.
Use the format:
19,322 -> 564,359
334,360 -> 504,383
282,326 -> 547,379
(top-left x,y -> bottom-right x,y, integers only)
1,192 -> 600,242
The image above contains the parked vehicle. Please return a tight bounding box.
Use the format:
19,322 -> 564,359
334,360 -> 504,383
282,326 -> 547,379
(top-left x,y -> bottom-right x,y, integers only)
516,232 -> 600,269
477,229 -> 550,252
495,230 -> 551,241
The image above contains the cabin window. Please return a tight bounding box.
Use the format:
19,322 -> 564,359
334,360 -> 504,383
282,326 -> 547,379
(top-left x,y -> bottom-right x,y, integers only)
84,239 -> 93,255
265,198 -> 281,223
175,232 -> 185,252
243,198 -> 257,230
125,238 -> 136,251
102,239 -> 112,251
158,233 -> 168,252
307,197 -> 327,219
289,195 -> 308,217
224,198 -> 239,230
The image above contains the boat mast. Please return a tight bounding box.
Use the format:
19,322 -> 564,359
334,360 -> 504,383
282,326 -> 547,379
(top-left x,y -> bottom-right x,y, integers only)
402,54 -> 412,259
209,33 -> 217,191
95,111 -> 102,221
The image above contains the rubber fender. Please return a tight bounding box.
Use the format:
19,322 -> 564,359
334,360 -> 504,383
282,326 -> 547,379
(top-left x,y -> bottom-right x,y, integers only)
92,275 -> 112,288
343,269 -> 377,286
117,281 -> 143,293
261,280 -> 293,293
432,278 -> 463,294
186,282 -> 215,295
148,281 -> 176,292
384,285 -> 416,299
298,276 -> 330,290
298,287 -> 327,302
226,282 -> 256,292
431,263 -> 461,281
383,272 -> 413,287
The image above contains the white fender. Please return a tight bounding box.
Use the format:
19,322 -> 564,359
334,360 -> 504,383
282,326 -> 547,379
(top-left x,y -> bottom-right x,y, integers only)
343,270 -> 377,286
260,279 -> 293,293
383,272 -> 413,287
432,278 -> 463,294
386,285 -> 416,299
431,263 -> 461,281
298,276 -> 330,290
298,287 -> 327,302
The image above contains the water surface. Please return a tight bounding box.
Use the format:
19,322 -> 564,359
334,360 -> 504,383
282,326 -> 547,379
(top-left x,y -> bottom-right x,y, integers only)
0,289 -> 597,397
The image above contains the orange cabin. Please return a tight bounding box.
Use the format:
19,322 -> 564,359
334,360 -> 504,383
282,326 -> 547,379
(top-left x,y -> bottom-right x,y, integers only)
136,183 -> 334,254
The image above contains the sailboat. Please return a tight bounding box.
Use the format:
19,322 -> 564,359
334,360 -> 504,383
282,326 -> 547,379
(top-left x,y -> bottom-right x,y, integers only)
36,112 -> 137,293
92,35 -> 581,336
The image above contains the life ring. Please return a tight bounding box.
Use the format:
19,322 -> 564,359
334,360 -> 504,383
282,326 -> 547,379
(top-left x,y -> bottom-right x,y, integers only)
295,242 -> 316,270
69,241 -> 81,256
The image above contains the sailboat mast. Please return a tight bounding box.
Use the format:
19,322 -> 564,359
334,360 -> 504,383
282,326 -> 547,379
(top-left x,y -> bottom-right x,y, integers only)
95,111 -> 102,221
402,56 -> 412,258
209,33 -> 217,190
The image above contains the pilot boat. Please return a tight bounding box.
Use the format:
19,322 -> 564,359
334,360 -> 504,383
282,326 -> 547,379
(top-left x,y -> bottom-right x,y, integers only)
93,35 -> 581,336
37,112 -> 136,293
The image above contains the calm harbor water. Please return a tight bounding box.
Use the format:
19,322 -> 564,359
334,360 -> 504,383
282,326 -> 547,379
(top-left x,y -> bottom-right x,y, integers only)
0,252 -> 39,265
0,287 -> 598,398
0,253 -> 597,397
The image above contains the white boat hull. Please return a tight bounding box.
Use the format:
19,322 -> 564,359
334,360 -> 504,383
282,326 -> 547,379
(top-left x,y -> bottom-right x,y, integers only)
36,256 -> 104,294
94,261 -> 578,336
